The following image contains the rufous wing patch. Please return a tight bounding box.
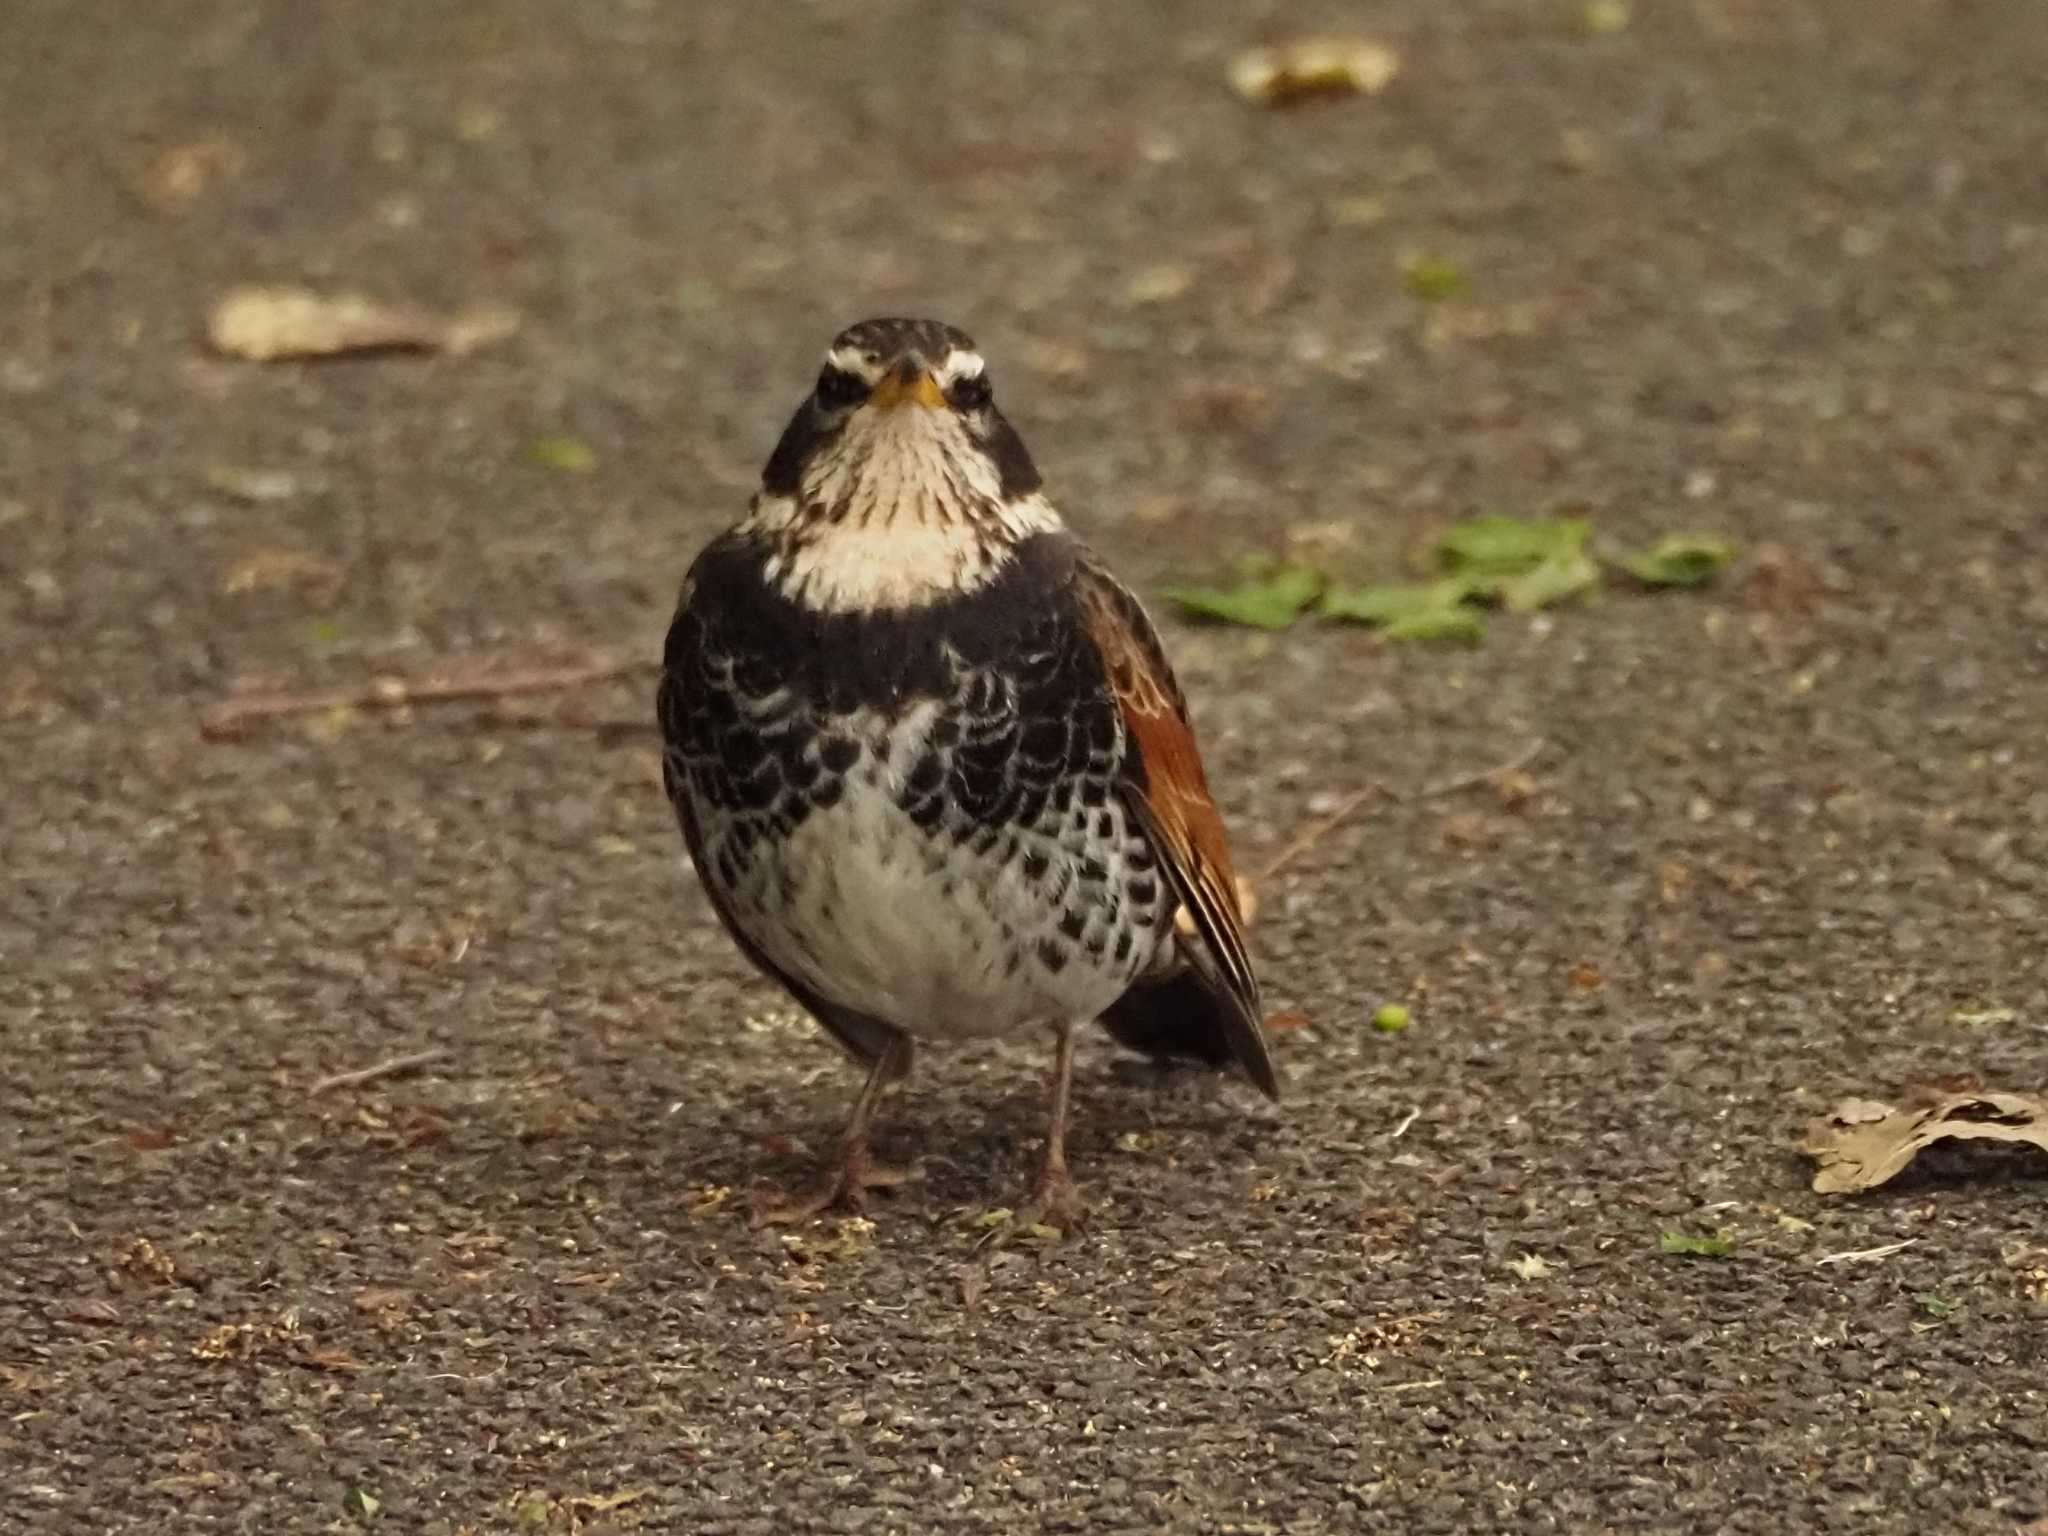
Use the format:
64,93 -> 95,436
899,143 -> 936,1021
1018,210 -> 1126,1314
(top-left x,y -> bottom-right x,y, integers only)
1077,557 -> 1277,1097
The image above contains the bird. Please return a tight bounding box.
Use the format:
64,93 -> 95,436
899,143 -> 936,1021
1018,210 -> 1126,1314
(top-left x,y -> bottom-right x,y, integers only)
656,316 -> 1279,1231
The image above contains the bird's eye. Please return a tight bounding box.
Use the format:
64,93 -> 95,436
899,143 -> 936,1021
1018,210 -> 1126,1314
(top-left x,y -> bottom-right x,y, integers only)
814,366 -> 867,411
947,372 -> 992,411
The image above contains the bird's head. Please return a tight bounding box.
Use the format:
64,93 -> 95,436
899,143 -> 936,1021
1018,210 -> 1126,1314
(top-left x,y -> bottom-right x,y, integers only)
746,318 -> 1059,611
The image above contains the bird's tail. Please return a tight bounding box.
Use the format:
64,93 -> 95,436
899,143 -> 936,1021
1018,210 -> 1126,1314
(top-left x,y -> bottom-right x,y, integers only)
1098,965 -> 1282,1099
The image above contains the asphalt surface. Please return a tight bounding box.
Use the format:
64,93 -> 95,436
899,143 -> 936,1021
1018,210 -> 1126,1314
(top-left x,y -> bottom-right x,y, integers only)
5,1 -> 2047,1531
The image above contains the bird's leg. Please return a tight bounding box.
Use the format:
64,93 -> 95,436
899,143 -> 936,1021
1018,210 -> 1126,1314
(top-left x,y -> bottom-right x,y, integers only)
1012,1020 -> 1087,1235
753,1037 -> 919,1226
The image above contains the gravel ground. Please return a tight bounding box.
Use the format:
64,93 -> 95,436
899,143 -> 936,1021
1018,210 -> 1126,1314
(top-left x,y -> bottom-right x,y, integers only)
4,1 -> 2046,1531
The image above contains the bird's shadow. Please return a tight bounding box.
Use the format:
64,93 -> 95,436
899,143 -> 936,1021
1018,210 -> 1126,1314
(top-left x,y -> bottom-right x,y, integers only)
675,1049 -> 1276,1223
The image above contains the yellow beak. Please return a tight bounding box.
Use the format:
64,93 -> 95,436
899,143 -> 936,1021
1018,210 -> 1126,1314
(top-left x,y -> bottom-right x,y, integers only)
867,364 -> 946,410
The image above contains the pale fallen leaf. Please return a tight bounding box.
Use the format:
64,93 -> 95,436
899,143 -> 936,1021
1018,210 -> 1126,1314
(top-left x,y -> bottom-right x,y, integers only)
1126,264 -> 1192,305
220,547 -> 341,598
208,285 -> 518,362
1508,1253 -> 1552,1280
1802,1092 -> 2048,1194
203,465 -> 302,504
1229,38 -> 1401,106
1328,194 -> 1388,228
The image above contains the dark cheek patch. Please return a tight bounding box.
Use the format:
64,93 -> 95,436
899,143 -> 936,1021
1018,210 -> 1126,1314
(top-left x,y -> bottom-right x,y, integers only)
980,411 -> 1043,498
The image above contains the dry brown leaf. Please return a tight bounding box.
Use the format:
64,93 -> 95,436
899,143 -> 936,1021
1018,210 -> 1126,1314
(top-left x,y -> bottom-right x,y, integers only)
1803,1091 -> 2048,1194
207,285 -> 518,362
1229,38 -> 1401,106
120,1237 -> 177,1284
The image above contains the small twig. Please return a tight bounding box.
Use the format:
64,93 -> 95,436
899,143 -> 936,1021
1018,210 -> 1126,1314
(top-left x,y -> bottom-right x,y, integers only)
200,653 -> 654,741
1388,1106 -> 1421,1140
310,1048 -> 448,1095
1253,737 -> 1547,884
1812,1237 -> 1919,1267
1252,782 -> 1389,884
1413,736 -> 1548,801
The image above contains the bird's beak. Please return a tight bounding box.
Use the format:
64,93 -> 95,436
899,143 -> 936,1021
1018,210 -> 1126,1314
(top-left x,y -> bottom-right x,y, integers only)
867,359 -> 946,410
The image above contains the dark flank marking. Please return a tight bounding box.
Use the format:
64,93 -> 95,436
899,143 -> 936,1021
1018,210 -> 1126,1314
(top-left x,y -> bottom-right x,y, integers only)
1020,847 -> 1050,882
1078,857 -> 1108,885
905,751 -> 945,797
1058,909 -> 1088,943
1019,716 -> 1067,765
1036,937 -> 1069,974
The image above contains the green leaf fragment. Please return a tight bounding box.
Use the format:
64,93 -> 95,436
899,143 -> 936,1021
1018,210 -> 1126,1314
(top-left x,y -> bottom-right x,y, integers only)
1913,1292 -> 1957,1318
1658,1229 -> 1736,1258
1501,550 -> 1600,612
1319,581 -> 1485,642
1617,534 -> 1734,587
1437,514 -> 1592,579
528,434 -> 597,473
343,1488 -> 381,1522
1164,564 -> 1323,629
1370,1003 -> 1411,1033
1403,256 -> 1468,302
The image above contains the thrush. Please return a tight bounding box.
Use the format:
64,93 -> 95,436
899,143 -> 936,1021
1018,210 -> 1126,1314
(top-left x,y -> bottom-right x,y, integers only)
657,317 -> 1279,1231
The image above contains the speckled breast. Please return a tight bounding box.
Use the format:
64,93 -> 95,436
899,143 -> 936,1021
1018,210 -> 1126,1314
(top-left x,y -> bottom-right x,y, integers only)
658,532 -> 1175,1039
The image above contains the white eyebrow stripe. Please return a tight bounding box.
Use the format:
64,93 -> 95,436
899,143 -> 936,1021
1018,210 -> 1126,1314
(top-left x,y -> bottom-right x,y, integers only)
935,348 -> 985,384
825,346 -> 887,382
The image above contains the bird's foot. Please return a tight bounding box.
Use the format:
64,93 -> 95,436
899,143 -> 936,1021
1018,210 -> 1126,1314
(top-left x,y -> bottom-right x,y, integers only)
751,1148 -> 921,1228
978,1165 -> 1088,1248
